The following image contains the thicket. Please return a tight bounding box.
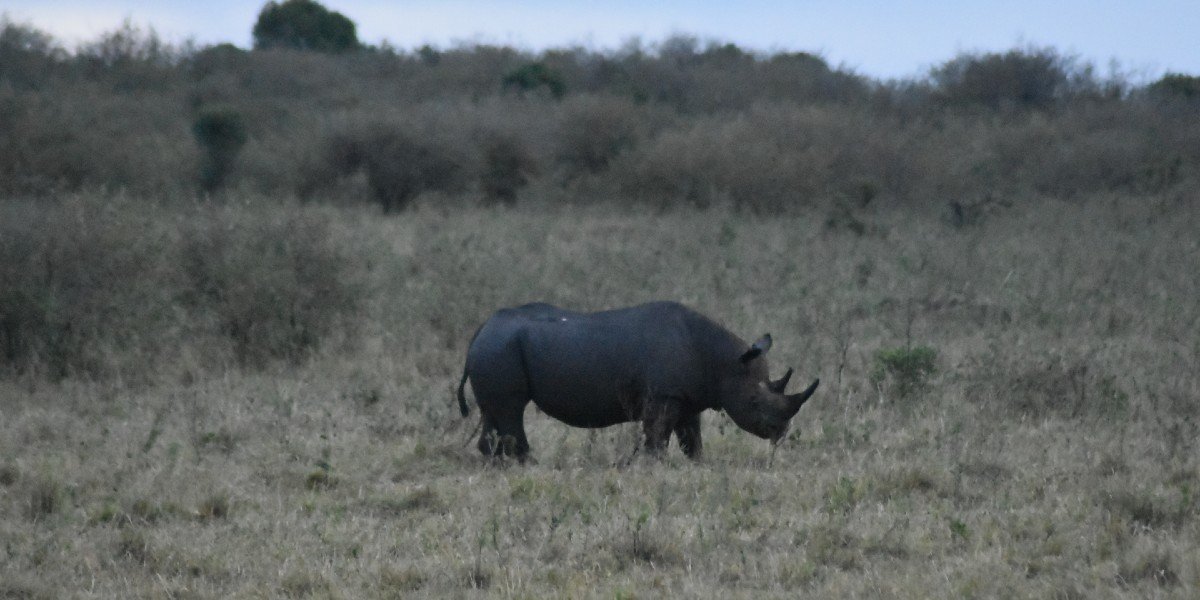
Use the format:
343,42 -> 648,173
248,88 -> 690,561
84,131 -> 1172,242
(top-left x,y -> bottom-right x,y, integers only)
0,16 -> 1196,209
0,195 -> 362,381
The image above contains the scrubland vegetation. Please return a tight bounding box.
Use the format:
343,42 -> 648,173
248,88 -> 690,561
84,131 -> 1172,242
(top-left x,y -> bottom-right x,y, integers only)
1,8 -> 1199,597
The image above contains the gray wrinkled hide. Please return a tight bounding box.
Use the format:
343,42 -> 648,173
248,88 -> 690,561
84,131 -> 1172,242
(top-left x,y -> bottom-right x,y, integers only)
457,301 -> 818,460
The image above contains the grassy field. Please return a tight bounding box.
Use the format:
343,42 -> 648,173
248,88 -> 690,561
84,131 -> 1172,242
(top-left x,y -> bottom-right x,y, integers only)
1,192 -> 1198,598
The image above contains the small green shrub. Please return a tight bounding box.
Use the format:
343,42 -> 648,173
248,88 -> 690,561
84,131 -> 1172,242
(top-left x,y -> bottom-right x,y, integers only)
948,518 -> 970,540
193,108 -> 247,191
872,346 -> 937,398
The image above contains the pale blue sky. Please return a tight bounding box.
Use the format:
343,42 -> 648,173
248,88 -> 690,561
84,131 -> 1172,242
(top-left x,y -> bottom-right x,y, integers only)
3,1 -> 1198,80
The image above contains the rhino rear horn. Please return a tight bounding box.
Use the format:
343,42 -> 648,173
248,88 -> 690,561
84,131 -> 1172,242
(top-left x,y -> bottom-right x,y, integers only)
784,379 -> 820,416
768,367 -> 794,393
739,334 -> 772,363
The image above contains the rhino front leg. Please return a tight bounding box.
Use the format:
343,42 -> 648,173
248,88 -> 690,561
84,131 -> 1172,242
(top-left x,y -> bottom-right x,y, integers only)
641,396 -> 681,456
673,412 -> 702,460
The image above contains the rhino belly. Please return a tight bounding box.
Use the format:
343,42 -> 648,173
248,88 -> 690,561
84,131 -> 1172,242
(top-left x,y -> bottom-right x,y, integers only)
527,367 -> 640,428
521,321 -> 645,428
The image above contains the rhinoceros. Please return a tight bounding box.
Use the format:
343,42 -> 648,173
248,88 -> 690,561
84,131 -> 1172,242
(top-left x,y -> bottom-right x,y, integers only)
455,301 -> 818,460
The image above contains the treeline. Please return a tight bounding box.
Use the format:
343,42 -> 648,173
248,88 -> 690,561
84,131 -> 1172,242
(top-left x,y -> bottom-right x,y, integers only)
1,10 -> 1199,211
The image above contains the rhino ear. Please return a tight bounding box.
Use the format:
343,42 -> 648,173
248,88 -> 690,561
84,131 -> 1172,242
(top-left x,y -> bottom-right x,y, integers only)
739,334 -> 772,363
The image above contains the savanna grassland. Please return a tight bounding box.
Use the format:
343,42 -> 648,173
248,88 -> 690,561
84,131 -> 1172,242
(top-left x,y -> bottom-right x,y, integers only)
3,193 -> 1198,598
2,9 -> 1200,598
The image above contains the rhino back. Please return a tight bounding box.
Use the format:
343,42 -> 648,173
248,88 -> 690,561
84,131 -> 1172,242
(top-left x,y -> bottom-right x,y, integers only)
466,302 -> 746,427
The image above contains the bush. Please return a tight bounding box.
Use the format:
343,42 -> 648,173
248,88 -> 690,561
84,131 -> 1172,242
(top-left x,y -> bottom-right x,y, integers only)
503,62 -> 566,99
180,205 -> 361,367
931,48 -> 1078,111
872,346 -> 937,398
480,135 -> 536,204
193,109 -> 248,191
1147,73 -> 1200,102
252,0 -> 359,53
0,196 -> 362,380
556,95 -> 641,176
0,197 -> 176,380
316,126 -> 462,212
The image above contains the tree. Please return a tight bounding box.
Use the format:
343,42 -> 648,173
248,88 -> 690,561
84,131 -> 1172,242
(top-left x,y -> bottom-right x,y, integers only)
932,48 -> 1074,111
1148,73 -> 1200,102
252,0 -> 359,53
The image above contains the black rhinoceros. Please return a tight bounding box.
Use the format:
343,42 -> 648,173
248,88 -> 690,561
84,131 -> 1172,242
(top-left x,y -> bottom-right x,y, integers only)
456,301 -> 818,460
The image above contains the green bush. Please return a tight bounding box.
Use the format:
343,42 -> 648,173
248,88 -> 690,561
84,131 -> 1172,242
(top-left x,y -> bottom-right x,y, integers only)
503,62 -> 566,99
872,346 -> 938,398
193,109 -> 247,191
252,0 -> 359,53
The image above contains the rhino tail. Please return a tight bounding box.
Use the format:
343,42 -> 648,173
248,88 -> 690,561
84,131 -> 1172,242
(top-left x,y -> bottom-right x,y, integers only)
457,367 -> 470,417
457,323 -> 485,418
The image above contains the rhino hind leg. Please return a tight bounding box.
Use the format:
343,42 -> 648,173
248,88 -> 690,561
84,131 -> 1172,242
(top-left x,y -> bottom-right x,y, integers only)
477,403 -> 531,461
673,412 -> 703,459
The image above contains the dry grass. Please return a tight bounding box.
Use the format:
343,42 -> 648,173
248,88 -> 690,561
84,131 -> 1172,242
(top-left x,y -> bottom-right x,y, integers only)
1,191 -> 1198,597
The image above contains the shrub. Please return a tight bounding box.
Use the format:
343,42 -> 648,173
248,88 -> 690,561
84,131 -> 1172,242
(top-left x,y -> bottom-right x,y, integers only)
252,0 -> 359,53
480,135 -> 535,204
0,196 -> 363,380
187,43 -> 248,78
317,127 -> 462,212
0,197 -> 175,380
1147,73 -> 1200,102
872,346 -> 937,398
613,103 -> 876,210
931,47 -> 1078,111
179,205 -> 361,367
193,108 -> 248,191
503,62 -> 566,99
556,95 -> 641,176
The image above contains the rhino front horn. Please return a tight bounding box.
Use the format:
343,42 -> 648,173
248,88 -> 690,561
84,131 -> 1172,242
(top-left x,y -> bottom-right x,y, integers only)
785,379 -> 820,416
768,367 -> 794,393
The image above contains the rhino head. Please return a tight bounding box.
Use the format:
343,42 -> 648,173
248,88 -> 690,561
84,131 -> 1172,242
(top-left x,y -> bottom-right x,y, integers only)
720,334 -> 819,442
